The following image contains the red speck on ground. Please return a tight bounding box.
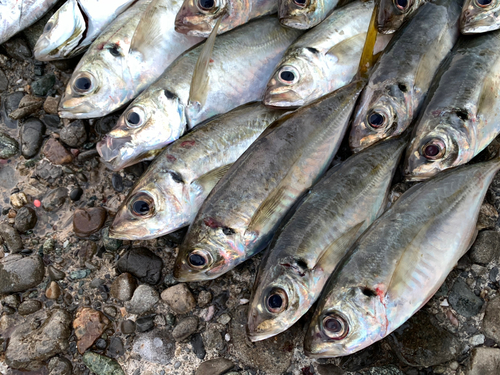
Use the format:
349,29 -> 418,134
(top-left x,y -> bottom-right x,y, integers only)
34,200 -> 41,208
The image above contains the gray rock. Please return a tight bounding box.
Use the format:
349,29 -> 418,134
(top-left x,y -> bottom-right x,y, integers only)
131,329 -> 175,364
5,309 -> 72,370
48,265 -> 66,281
0,132 -> 19,159
2,92 -> 24,129
35,160 -> 63,183
14,206 -> 37,233
3,294 -> 20,309
469,230 -> 500,265
20,118 -> 45,159
32,74 -> 55,97
172,316 -> 198,342
136,315 -> 155,333
0,255 -> 45,293
60,120 -> 87,148
17,300 -> 42,316
466,347 -> 500,375
203,328 -> 224,351
48,356 -> 73,375
110,273 -> 137,301
316,365 -> 344,375
42,114 -> 62,129
2,36 -> 31,61
116,247 -> 163,285
107,337 -> 124,358
0,223 -> 23,252
161,283 -> 196,315
10,95 -> 44,120
42,187 -> 68,212
125,285 -> 159,314
483,296 -> 500,344
449,278 -> 484,317
82,352 -> 125,375
0,68 -> 8,92
102,227 -> 122,252
197,290 -> 212,308
120,320 -> 136,334
195,358 -> 234,375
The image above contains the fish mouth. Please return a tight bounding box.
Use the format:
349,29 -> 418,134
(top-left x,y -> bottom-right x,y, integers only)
264,90 -> 304,108
58,97 -> 98,119
279,16 -> 310,30
96,135 -> 135,171
108,221 -> 151,240
34,38 -> 53,61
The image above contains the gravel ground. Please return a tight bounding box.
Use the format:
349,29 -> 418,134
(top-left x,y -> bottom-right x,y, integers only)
1,10 -> 500,375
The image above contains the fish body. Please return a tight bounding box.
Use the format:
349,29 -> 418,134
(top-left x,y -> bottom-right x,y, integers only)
34,0 -> 136,60
304,157 -> 500,357
265,0 -> 374,108
279,0 -> 339,29
377,0 -> 427,34
58,0 -> 203,119
0,0 -> 58,44
405,31 -> 500,181
247,135 -> 407,342
350,0 -> 461,153
97,16 -> 302,171
461,0 -> 500,34
175,0 -> 277,37
173,80 -> 365,282
109,103 -> 286,240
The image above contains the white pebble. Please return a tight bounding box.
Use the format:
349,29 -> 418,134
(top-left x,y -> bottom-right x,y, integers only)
240,298 -> 249,305
225,333 -> 230,342
440,299 -> 449,307
470,334 -> 485,346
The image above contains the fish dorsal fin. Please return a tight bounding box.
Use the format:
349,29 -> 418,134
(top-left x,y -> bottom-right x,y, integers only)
192,163 -> 233,193
130,0 -> 170,57
357,3 -> 379,79
327,33 -> 367,63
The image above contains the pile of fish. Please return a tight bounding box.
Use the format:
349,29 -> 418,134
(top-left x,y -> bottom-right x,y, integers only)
3,0 -> 500,358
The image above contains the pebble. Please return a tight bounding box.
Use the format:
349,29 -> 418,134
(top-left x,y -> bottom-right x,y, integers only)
110,273 -> 137,301
466,347 -> 500,375
43,238 -> 55,252
35,160 -> 63,183
42,187 -> 68,212
172,316 -> 198,342
103,306 -> 117,317
477,203 -> 498,231
48,265 -> 66,281
365,366 -> 403,375
482,295 -> 500,344
161,283 -> 196,315
197,290 -> 212,308
191,333 -> 206,359
95,338 -> 107,350
2,36 -> 31,61
116,247 -> 163,285
20,118 -> 45,158
195,358 -> 234,375
0,255 -> 45,293
43,96 -> 59,114
48,356 -> 73,375
107,337 -> 125,357
9,95 -> 43,120
112,173 -> 124,192
469,230 -> 500,265
73,307 -> 110,354
0,223 -> 23,252
10,192 -> 27,208
70,269 -> 91,280
0,68 -> 8,92
449,278 -> 484,317
43,138 -> 73,165
42,114 -> 62,129
131,330 -> 175,365
470,334 -> 485,346
2,92 -> 24,128
14,206 -> 37,233
0,132 -> 19,159
95,114 -> 120,134
17,300 -> 42,316
46,281 -> 61,299
125,284 -> 159,314
120,319 -> 136,334
136,315 -> 155,333
60,120 -> 87,148
102,227 -> 122,251
73,207 -> 107,238
70,187 -> 83,201
203,329 -> 224,351
31,74 -> 55,96
82,352 -> 125,375
217,313 -> 231,325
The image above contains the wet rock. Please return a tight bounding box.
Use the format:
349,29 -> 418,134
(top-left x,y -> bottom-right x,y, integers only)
35,160 -> 63,183
191,333 -> 206,359
116,247 -> 163,285
0,68 -> 8,92
2,36 -> 31,61
0,223 -> 23,252
198,290 -> 212,308
42,114 -> 62,129
110,273 -> 137,301
82,352 -> 125,375
131,329 -> 175,365
5,309 -> 72,370
389,311 -> 464,367
449,278 -> 484,317
73,207 -> 107,238
469,230 -> 500,265
17,300 -> 42,316
0,132 -> 19,159
9,95 -> 44,120
478,203 -> 498,230
125,285 -> 159,315
195,358 -> 234,375
73,307 -> 110,354
466,347 -> 500,375
136,315 -> 155,333
161,283 -> 196,315
14,206 -> 37,233
46,281 -> 61,299
43,96 -> 59,114
483,295 -> 500,343
43,138 -> 73,165
20,118 -> 45,158
42,187 -> 68,212
60,120 -> 87,148
0,255 -> 45,293
48,356 -> 73,375
120,320 -> 136,334
102,227 -> 122,251
10,192 -> 28,208
112,173 -> 123,192
48,265 -> 66,281
32,74 -> 56,96
107,337 -> 125,358
70,187 -> 83,201
172,316 -> 198,342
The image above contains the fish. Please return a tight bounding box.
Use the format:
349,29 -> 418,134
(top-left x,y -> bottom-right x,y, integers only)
58,0 -> 203,119
461,0 -> 500,34
109,103 -> 286,240
349,0 -> 461,153
377,0 -> 427,34
404,30 -> 500,181
247,135 -> 407,342
175,0 -> 277,37
97,16 -> 303,171
264,0 -> 376,108
34,0 -> 136,60
0,0 -> 58,45
173,80 -> 365,282
304,157 -> 500,357
278,0 -> 340,29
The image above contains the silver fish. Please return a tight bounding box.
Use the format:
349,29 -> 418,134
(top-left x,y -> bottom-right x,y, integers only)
34,0 -> 136,60
109,103 -> 286,240
247,135 -> 407,342
173,80 -> 365,282
377,0 -> 427,34
405,31 -> 500,181
279,0 -> 339,29
97,16 -> 302,171
304,157 -> 500,357
58,0 -> 202,119
461,0 -> 500,34
350,0 -> 461,153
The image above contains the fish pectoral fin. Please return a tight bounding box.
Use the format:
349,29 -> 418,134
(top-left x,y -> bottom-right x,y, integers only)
326,33 -> 367,64
247,185 -> 289,237
192,163 -> 233,193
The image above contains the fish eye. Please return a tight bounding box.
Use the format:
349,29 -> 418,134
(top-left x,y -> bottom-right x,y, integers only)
277,67 -> 299,85
322,313 -> 349,340
125,107 -> 146,128
475,0 -> 492,7
187,250 -> 212,269
129,192 -> 155,217
294,0 -> 307,7
367,111 -> 386,129
44,22 -> 54,33
72,73 -> 95,94
222,227 -> 235,235
266,288 -> 288,314
198,0 -> 216,10
422,139 -> 446,160
109,44 -> 121,57
394,0 -> 409,10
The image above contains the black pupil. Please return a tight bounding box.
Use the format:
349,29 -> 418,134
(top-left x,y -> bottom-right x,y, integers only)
397,0 -> 408,7
369,112 -> 384,127
268,294 -> 283,309
133,200 -> 150,215
109,45 -> 120,57
189,253 -> 206,267
295,0 -> 307,4
477,0 -> 492,5
325,317 -> 342,333
199,0 -> 215,8
75,77 -> 91,91
424,144 -> 440,157
280,71 -> 295,82
127,112 -> 141,125
44,22 -> 53,32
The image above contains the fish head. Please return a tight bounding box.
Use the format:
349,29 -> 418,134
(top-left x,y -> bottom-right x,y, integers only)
279,0 -> 321,29
96,89 -> 186,170
304,286 -> 387,357
350,82 -> 410,152
377,0 -> 415,34
461,0 -> 500,34
34,0 -> 86,60
175,0 -> 228,36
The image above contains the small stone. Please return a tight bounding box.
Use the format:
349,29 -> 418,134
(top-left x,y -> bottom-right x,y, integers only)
161,283 -> 196,314
470,334 -> 485,346
449,278 -> 484,317
35,160 -> 63,183
82,352 -> 125,375
102,227 -> 122,252
0,132 -> 19,159
217,313 -> 231,325
10,192 -> 28,208
191,333 -> 206,359
0,255 -> 45,293
20,118 -> 45,159
73,207 -> 107,238
112,173 -> 123,192
195,358 -> 234,375
42,187 -> 68,212
32,74 -> 55,97
0,223 -> 23,252
43,238 -> 55,252
3,92 -> 24,128
116,247 -> 163,285
73,307 -> 110,354
43,96 -> 59,114
120,320 -> 136,334
70,187 -> 83,201
60,120 -> 87,148
125,284 -> 159,314
95,338 -> 107,350
2,36 -> 31,61
70,269 -> 91,279
43,138 -> 73,165
483,295 -> 500,344
0,68 -> 8,92
110,273 -> 137,301
14,206 -> 37,233
197,290 -> 212,308
95,114 -> 120,134
136,315 -> 155,332
48,356 -> 72,375
203,328 -> 224,351
9,95 -> 44,120
42,114 -> 62,129
365,366 -> 403,375
469,230 -> 500,265
466,347 -> 500,375
172,316 -> 198,342
478,203 -> 498,231
46,281 -> 61,299
131,329 -> 175,365
48,265 -> 66,281
17,300 -> 42,316
103,306 -> 117,317
107,337 -> 125,358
